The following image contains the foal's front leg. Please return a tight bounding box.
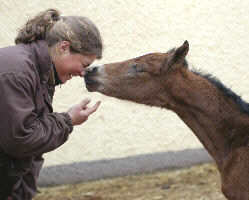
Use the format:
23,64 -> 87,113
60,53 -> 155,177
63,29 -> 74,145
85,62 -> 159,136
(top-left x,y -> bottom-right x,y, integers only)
221,148 -> 249,200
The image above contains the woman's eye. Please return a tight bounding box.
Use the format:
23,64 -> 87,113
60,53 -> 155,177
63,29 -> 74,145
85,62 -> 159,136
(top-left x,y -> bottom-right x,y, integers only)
81,64 -> 89,69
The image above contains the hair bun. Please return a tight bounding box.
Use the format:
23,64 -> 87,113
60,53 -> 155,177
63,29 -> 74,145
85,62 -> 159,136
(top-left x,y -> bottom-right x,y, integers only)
15,8 -> 61,44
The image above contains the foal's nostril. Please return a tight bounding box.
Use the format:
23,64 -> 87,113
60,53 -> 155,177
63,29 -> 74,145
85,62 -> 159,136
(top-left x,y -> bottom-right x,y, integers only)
92,66 -> 98,73
87,66 -> 98,74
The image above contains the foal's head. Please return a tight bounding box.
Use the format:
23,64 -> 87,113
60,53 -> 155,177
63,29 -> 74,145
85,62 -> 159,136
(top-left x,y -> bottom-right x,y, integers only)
85,41 -> 189,107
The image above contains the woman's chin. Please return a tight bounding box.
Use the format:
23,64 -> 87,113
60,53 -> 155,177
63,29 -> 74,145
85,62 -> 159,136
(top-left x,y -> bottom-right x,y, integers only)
61,76 -> 72,83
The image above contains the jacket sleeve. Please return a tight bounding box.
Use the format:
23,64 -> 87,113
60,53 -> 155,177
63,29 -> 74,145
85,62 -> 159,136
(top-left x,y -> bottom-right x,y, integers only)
0,72 -> 73,158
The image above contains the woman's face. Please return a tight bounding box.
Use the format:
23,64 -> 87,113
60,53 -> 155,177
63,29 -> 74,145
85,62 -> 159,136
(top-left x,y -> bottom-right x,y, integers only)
53,41 -> 97,84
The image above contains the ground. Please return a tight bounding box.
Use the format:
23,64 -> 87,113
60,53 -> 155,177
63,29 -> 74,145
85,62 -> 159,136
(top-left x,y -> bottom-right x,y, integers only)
34,162 -> 226,200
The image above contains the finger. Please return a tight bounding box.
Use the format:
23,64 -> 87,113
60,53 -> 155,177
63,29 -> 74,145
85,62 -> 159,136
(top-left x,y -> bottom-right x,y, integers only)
80,98 -> 91,108
84,101 -> 101,116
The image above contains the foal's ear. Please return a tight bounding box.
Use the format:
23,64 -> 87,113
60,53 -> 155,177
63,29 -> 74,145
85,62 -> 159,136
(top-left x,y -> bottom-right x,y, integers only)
166,40 -> 189,69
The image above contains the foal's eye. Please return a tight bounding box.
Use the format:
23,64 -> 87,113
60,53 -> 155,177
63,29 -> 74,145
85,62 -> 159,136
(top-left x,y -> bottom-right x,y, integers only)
131,64 -> 144,73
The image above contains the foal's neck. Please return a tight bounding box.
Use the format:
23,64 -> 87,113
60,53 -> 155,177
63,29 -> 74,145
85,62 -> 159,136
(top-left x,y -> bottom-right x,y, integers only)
163,69 -> 246,168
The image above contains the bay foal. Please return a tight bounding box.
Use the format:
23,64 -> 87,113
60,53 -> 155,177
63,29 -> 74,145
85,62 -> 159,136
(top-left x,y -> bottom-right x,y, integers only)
85,41 -> 249,200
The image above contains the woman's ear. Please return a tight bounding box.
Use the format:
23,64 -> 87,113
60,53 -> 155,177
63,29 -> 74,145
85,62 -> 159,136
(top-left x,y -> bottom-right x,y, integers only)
59,41 -> 70,54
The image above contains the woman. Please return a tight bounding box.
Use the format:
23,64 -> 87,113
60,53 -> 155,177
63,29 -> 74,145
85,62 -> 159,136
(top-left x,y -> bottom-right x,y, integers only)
0,8 -> 103,200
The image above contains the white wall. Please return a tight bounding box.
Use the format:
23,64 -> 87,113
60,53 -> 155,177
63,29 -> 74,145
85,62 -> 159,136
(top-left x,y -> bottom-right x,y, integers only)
1,0 -> 248,185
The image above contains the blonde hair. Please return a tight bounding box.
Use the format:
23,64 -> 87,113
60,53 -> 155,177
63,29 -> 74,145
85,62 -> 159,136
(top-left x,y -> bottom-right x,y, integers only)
15,9 -> 103,59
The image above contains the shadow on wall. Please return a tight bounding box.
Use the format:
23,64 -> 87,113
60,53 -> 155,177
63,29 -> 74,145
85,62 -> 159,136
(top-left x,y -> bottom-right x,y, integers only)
39,148 -> 212,186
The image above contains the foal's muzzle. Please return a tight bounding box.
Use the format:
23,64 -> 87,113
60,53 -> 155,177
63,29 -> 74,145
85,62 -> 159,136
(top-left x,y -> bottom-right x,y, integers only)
84,66 -> 100,91
86,66 -> 99,75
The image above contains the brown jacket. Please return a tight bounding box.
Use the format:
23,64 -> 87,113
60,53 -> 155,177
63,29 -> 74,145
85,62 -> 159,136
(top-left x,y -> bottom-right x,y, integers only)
0,41 -> 73,199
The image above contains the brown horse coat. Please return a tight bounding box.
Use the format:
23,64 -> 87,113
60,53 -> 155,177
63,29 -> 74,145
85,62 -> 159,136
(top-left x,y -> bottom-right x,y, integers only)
85,41 -> 249,200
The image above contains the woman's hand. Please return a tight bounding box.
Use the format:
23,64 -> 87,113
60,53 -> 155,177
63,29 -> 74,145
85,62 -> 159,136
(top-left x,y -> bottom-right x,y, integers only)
67,98 -> 101,126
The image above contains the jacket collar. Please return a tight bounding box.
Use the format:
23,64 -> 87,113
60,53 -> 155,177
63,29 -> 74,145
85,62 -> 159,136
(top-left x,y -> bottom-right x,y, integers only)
48,63 -> 62,86
29,40 -> 53,84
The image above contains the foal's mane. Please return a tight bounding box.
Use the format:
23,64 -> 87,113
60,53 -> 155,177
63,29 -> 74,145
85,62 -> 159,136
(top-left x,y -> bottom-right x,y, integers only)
192,69 -> 249,115
169,47 -> 249,114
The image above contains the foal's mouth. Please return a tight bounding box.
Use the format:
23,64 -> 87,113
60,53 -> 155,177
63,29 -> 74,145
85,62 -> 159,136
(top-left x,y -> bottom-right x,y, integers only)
84,76 -> 99,91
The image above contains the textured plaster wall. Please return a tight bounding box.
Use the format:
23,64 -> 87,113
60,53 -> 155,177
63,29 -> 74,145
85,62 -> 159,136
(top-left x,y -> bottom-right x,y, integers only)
0,0 -> 249,184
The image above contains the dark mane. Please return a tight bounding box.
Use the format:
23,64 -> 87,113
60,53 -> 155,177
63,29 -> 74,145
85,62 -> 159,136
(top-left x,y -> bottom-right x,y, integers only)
192,69 -> 249,115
